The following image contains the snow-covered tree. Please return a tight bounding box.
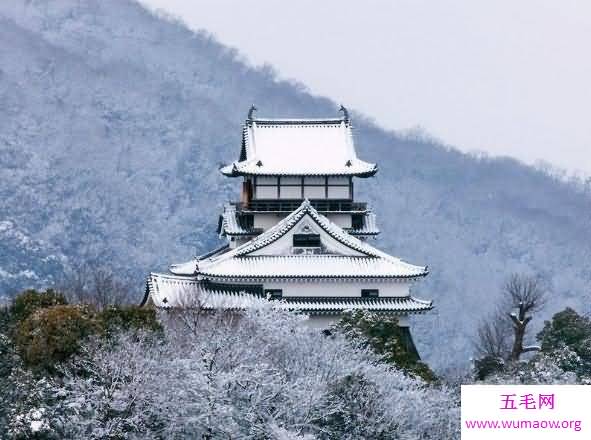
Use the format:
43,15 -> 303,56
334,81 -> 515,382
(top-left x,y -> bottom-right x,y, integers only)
32,303 -> 460,439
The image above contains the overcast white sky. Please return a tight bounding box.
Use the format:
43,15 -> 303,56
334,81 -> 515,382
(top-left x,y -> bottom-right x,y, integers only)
142,0 -> 591,175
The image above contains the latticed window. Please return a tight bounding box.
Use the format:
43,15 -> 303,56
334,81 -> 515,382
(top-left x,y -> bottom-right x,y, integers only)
253,176 -> 352,200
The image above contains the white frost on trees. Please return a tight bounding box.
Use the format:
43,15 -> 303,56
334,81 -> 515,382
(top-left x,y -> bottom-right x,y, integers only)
37,304 -> 459,439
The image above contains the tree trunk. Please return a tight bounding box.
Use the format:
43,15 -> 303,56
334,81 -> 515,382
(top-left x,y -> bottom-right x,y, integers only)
509,302 -> 532,362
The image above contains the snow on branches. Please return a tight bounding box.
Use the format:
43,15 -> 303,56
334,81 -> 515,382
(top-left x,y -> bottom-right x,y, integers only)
9,303 -> 459,439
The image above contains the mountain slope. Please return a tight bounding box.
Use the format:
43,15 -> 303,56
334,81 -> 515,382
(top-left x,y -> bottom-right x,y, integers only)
1,0 -> 590,369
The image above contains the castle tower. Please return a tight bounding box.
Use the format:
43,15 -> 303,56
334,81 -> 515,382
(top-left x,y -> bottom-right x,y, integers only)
143,107 -> 432,346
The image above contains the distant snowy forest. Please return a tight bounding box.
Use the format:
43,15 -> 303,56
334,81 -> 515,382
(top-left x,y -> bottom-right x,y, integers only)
0,0 -> 590,371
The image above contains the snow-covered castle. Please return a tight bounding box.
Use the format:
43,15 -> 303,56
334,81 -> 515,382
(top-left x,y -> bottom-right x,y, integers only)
143,106 -> 432,334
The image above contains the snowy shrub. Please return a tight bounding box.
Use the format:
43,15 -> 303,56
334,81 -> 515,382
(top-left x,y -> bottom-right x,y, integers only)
9,289 -> 67,324
7,289 -> 163,372
14,305 -> 98,371
473,355 -> 505,381
97,306 -> 162,338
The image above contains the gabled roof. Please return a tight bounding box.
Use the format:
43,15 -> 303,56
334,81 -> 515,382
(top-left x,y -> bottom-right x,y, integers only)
227,200 -> 398,260
217,204 -> 379,238
192,200 -> 428,280
143,273 -> 433,315
220,115 -> 377,177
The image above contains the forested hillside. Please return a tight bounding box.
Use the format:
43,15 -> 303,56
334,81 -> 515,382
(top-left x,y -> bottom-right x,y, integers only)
1,0 -> 590,370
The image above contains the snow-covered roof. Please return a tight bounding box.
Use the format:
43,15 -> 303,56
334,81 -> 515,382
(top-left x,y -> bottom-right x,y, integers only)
175,200 -> 427,280
349,211 -> 379,236
169,260 -> 198,276
143,273 -> 432,315
220,116 -> 377,177
169,244 -> 230,276
217,204 -> 260,236
217,204 -> 379,237
199,255 -> 423,280
145,273 -> 260,308
282,296 -> 432,314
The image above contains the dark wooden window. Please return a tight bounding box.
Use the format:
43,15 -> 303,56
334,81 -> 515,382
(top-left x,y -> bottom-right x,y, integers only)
361,289 -> 379,298
293,233 -> 321,247
351,214 -> 364,229
239,214 -> 254,229
241,179 -> 253,205
265,289 -> 283,299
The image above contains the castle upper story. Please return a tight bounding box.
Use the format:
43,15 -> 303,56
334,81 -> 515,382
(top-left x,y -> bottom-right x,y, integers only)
218,106 -> 380,247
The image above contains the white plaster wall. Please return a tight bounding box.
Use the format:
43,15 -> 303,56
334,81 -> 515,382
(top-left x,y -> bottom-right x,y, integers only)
253,213 -> 284,229
262,280 -> 411,297
252,212 -> 353,231
325,213 -> 352,228
397,315 -> 409,327
304,315 -> 338,329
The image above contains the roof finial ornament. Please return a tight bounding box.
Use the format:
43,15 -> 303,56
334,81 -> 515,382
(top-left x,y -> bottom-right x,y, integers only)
339,104 -> 349,122
248,104 -> 257,120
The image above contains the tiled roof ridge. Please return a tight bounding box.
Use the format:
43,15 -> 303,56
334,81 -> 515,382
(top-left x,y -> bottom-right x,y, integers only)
218,204 -> 250,237
234,255 -> 377,259
246,117 -> 348,125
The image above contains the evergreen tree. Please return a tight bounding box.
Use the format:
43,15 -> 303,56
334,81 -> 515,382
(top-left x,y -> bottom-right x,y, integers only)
336,310 -> 437,382
537,307 -> 591,379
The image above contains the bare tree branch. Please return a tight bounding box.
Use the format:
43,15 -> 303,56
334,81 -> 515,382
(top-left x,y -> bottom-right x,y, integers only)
474,273 -> 548,368
57,262 -> 134,309
474,311 -> 511,359
503,274 -> 547,315
503,274 -> 547,362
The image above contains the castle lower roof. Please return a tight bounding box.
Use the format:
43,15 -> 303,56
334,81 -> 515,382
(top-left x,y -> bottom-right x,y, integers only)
148,201 -> 430,313
143,273 -> 432,315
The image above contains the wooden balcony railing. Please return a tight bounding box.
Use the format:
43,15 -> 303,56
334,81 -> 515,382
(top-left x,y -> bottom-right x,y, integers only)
234,200 -> 367,213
